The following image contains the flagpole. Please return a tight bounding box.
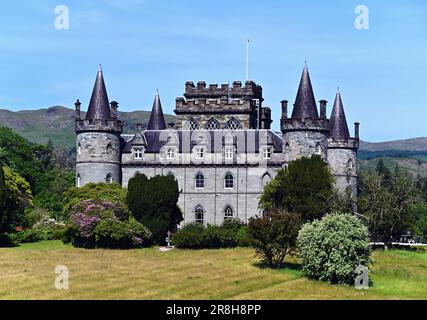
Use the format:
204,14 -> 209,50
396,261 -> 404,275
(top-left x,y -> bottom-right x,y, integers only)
246,39 -> 250,81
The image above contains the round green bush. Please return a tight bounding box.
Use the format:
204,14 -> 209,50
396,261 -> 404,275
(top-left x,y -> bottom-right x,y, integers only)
297,213 -> 371,285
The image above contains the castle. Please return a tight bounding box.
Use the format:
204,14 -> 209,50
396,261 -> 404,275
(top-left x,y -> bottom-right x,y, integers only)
75,65 -> 360,226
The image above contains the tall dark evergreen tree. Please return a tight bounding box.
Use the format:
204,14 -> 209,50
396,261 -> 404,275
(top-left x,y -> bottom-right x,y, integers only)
376,159 -> 392,187
260,155 -> 334,222
127,173 -> 183,244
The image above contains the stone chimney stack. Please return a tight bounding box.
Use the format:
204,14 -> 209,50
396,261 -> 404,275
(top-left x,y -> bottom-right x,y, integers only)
110,101 -> 119,120
281,100 -> 289,119
75,99 -> 81,120
319,100 -> 328,119
355,122 -> 360,139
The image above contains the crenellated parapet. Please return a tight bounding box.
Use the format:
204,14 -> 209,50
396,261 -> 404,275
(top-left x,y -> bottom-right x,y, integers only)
328,138 -> 359,151
281,117 -> 329,133
76,119 -> 123,133
183,80 -> 263,100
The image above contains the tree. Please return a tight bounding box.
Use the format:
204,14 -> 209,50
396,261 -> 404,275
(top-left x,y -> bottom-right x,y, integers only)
126,173 -> 183,244
359,171 -> 420,248
248,209 -> 302,268
259,156 -> 334,222
62,183 -> 127,220
376,159 -> 392,187
0,166 -> 8,231
409,203 -> 427,243
297,213 -> 371,285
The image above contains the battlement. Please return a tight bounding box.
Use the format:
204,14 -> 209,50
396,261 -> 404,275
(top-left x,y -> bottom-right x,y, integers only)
328,138 -> 359,150
281,118 -> 329,133
76,119 -> 123,133
184,80 -> 262,99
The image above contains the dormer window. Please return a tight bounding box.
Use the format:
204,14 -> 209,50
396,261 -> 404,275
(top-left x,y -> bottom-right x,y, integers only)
225,149 -> 234,160
196,148 -> 205,160
134,148 -> 144,160
167,148 -> 175,160
263,148 -> 272,160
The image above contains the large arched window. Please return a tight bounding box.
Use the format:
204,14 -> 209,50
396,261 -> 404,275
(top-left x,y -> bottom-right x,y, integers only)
186,118 -> 200,130
225,118 -> 242,131
195,172 -> 205,189
205,117 -> 221,130
224,172 -> 234,189
194,205 -> 205,225
107,143 -> 113,155
224,205 -> 234,221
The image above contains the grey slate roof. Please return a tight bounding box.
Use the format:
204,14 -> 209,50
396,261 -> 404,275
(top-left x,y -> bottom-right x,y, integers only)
147,93 -> 167,130
291,65 -> 319,119
329,92 -> 350,139
123,130 -> 283,154
86,66 -> 112,121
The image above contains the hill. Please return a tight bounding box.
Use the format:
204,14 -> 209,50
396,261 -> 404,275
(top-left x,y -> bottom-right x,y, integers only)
0,106 -> 175,149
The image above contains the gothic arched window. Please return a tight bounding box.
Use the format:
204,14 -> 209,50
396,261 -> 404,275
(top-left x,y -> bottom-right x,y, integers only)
224,206 -> 234,221
205,117 -> 221,130
224,172 -> 234,189
186,118 -> 200,131
78,144 -> 82,155
77,174 -> 81,188
225,118 -> 242,131
261,173 -> 272,188
107,143 -> 113,155
195,172 -> 205,189
194,205 -> 205,225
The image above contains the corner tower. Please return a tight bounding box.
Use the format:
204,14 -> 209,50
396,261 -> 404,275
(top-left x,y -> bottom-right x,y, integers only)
327,90 -> 360,197
281,65 -> 329,163
75,66 -> 123,187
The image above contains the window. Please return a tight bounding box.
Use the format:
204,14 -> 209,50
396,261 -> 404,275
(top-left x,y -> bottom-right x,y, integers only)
195,172 -> 205,189
225,118 -> 242,131
205,118 -> 221,130
195,205 -> 205,225
224,206 -> 234,221
78,144 -> 82,155
134,148 -> 143,160
167,148 -> 175,160
225,149 -> 234,160
167,171 -> 175,178
186,118 -> 200,130
315,143 -> 322,155
263,148 -> 272,160
196,148 -> 205,160
77,174 -> 81,188
107,143 -> 113,155
224,172 -> 234,189
285,143 -> 291,152
261,173 -> 272,188
106,174 -> 113,184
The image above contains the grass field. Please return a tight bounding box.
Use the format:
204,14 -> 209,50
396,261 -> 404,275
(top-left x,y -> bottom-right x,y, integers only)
1,241 -> 427,300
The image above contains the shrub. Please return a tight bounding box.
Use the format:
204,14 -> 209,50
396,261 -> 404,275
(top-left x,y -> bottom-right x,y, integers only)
65,199 -> 151,249
297,213 -> 371,285
172,220 -> 250,250
248,209 -> 302,268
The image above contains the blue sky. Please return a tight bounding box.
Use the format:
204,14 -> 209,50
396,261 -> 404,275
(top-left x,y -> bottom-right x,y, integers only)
0,0 -> 426,142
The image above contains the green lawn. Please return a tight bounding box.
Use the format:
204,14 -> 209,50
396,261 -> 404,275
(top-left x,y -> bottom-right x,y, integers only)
0,241 -> 426,300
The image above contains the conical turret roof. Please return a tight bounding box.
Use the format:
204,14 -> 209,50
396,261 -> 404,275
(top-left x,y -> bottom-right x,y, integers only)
86,65 -> 111,121
292,65 -> 319,119
147,91 -> 167,130
329,91 -> 350,139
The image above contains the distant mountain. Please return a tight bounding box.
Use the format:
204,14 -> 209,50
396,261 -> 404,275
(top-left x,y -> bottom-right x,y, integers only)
0,106 -> 175,148
360,138 -> 427,152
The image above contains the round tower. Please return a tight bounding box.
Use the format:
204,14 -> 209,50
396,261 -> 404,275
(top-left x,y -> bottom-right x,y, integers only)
281,65 -> 329,163
75,66 -> 123,187
327,91 -> 360,198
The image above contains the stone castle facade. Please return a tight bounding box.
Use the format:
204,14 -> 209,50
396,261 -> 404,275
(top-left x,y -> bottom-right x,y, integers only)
75,65 -> 360,226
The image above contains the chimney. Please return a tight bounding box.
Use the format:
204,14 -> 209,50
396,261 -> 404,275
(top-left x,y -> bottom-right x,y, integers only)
110,101 -> 119,120
319,100 -> 328,119
355,122 -> 360,139
281,100 -> 288,119
74,100 -> 81,120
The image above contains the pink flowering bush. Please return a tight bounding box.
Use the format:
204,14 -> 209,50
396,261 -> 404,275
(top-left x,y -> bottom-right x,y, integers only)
65,200 -> 151,249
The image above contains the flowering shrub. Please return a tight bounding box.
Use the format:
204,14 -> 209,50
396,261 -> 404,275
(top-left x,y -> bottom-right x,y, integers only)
65,200 -> 151,249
